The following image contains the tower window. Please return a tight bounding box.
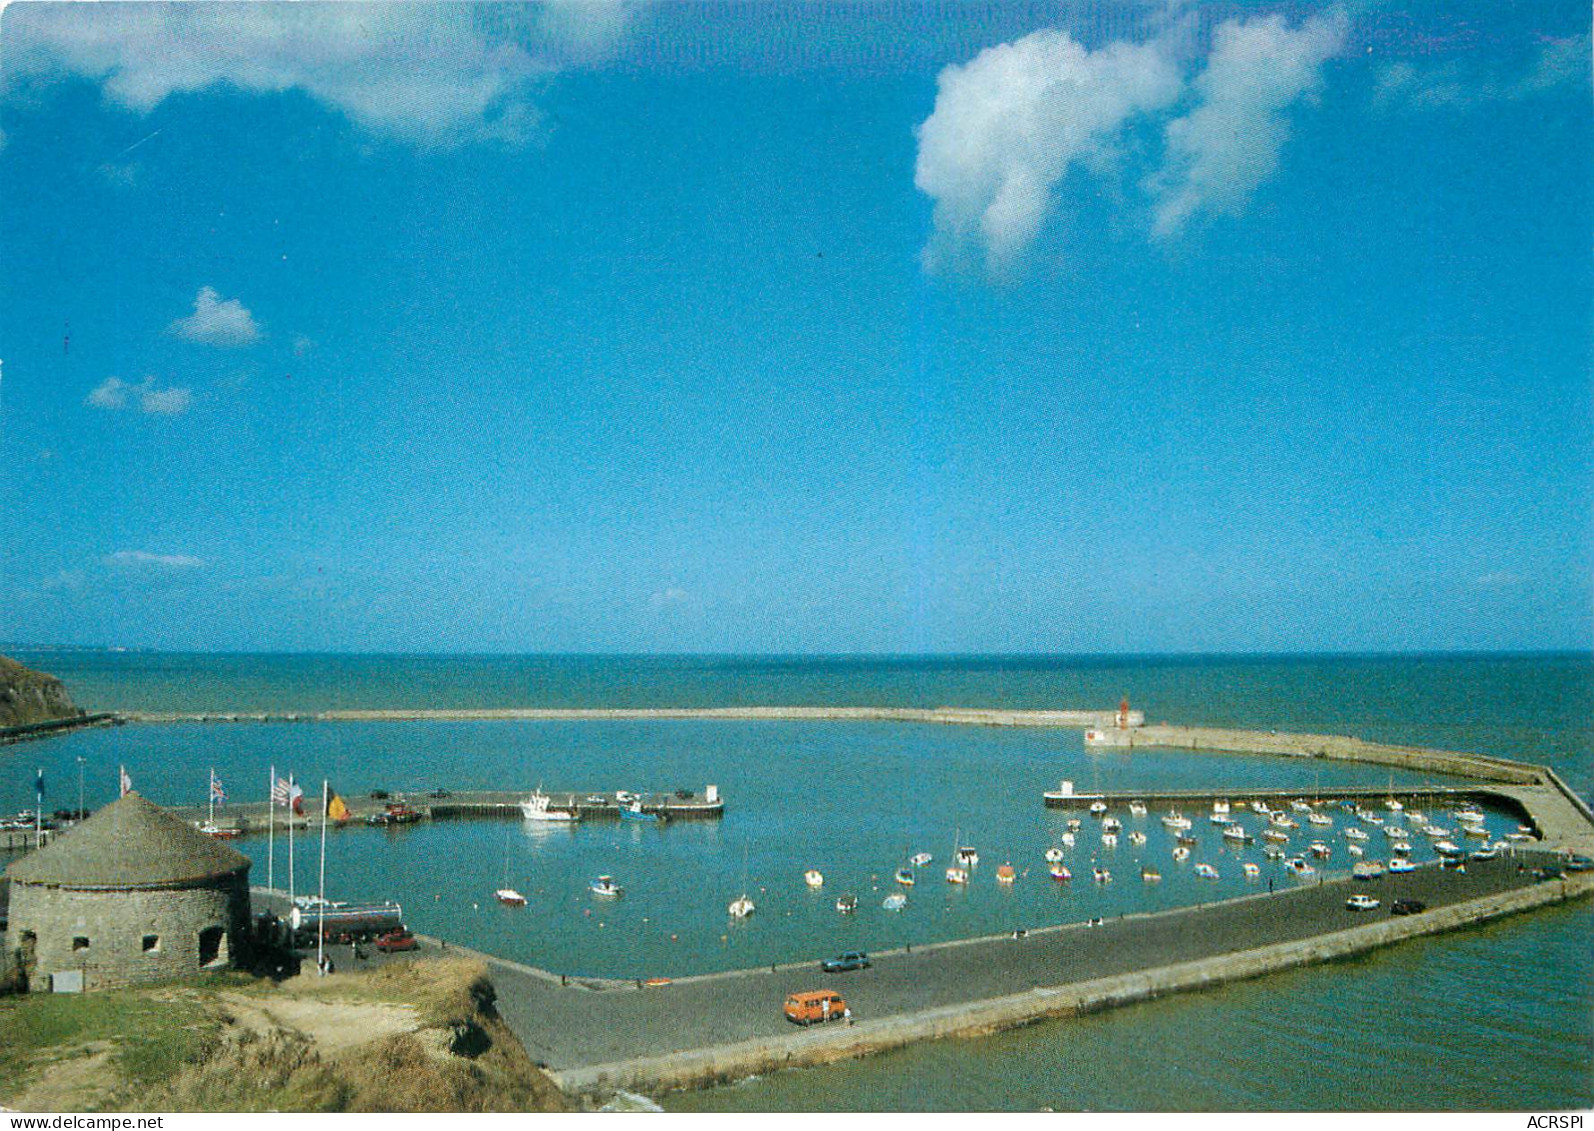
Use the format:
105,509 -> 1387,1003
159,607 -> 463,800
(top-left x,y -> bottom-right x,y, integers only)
72,936 -> 89,952
142,935 -> 160,953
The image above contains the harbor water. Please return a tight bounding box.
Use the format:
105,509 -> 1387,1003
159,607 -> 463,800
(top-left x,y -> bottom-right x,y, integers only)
4,651 -> 1590,1110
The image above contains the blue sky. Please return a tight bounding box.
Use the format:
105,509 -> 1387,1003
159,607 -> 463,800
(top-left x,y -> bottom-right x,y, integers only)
1,1 -> 1589,653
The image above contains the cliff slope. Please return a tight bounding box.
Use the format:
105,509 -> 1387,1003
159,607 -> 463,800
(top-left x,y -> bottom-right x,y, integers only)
0,655 -> 81,728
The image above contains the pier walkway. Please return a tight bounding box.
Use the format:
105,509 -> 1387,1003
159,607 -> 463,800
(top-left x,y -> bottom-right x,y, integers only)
386,854 -> 1580,1093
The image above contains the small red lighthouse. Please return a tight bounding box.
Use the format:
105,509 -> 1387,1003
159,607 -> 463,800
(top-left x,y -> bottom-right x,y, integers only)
1117,697 -> 1130,729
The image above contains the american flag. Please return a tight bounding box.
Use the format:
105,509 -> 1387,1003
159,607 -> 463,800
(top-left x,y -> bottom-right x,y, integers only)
209,771 -> 227,803
271,775 -> 303,811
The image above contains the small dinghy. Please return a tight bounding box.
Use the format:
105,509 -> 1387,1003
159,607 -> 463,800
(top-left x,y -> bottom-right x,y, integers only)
1044,847 -> 1065,864
1194,863 -> 1219,879
804,869 -> 825,888
495,888 -> 527,906
996,862 -> 1017,884
836,893 -> 858,913
1050,864 -> 1072,881
589,876 -> 623,898
728,894 -> 756,918
882,893 -> 908,911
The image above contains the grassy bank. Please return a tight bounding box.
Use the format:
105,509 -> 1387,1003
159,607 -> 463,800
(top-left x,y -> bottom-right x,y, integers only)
0,961 -> 568,1112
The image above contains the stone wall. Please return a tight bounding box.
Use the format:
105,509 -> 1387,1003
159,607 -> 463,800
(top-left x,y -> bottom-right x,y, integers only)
9,872 -> 249,991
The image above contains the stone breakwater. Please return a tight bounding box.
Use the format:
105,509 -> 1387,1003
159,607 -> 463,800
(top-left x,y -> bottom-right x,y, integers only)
549,871 -> 1593,1097
125,706 -> 1146,728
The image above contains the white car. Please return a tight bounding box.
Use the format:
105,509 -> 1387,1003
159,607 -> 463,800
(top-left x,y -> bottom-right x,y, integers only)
1345,894 -> 1381,911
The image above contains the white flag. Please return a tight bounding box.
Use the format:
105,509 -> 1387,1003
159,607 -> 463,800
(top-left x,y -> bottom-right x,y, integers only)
119,765 -> 132,798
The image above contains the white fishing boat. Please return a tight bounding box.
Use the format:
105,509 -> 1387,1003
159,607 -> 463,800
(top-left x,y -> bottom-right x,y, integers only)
1270,813 -> 1299,830
909,852 -> 933,867
495,888 -> 527,906
1263,845 -> 1286,859
1262,829 -> 1290,844
882,893 -> 908,911
1140,866 -> 1161,882
1383,825 -> 1408,839
1162,812 -> 1192,830
1129,800 -> 1148,817
1287,858 -> 1316,876
589,875 -> 623,897
1061,832 -> 1076,848
1250,800 -> 1272,815
1463,823 -> 1490,838
1212,799 -> 1231,816
1470,847 -> 1500,861
1384,797 -> 1404,812
1433,840 -> 1461,856
1101,832 -> 1118,848
893,867 -> 915,887
1388,857 -> 1417,873
996,863 -> 1017,884
1222,823 -> 1250,843
520,790 -> 579,822
1101,817 -> 1123,833
1044,847 -> 1065,864
1344,827 -> 1369,842
1092,866 -> 1111,883
1391,841 -> 1412,855
945,865 -> 969,884
1422,825 -> 1451,838
1210,810 -> 1233,825
1307,811 -> 1334,826
947,827 -> 970,883
1347,843 -> 1365,857
804,869 -> 825,888
1309,841 -> 1332,858
1066,818 -> 1082,832
1050,864 -> 1072,881
836,893 -> 858,913
1243,862 -> 1261,878
728,894 -> 756,918
956,846 -> 979,867
1506,831 -> 1536,843
1405,810 -> 1427,825
1194,863 -> 1219,879
1172,846 -> 1191,862
1291,799 -> 1313,813
1454,807 -> 1485,824
1089,801 -> 1109,817
1129,831 -> 1147,846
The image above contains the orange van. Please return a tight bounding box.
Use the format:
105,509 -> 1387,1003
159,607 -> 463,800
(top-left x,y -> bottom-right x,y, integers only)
784,989 -> 848,1026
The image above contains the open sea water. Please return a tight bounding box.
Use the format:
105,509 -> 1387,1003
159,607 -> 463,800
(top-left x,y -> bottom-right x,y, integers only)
4,651 -> 1591,1111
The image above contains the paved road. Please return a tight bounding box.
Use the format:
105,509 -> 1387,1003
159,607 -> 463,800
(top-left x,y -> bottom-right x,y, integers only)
475,853 -> 1558,1070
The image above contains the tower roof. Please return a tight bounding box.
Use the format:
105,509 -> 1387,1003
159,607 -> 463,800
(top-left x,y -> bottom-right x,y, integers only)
4,792 -> 250,888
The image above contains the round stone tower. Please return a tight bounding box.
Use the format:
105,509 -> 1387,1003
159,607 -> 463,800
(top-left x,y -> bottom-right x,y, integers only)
4,792 -> 251,991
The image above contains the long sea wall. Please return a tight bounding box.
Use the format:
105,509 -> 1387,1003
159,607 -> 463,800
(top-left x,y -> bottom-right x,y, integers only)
551,871 -> 1594,1097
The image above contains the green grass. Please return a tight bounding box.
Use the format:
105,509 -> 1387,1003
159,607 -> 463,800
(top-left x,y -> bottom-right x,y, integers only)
0,985 -> 222,1103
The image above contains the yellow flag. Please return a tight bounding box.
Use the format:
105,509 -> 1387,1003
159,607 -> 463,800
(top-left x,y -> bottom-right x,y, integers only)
327,791 -> 350,822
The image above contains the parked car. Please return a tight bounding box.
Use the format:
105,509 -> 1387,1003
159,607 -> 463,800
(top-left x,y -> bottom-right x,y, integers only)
1390,898 -> 1427,916
375,930 -> 418,953
821,951 -> 871,973
1345,894 -> 1381,911
1561,854 -> 1594,873
428,789 -> 451,799
784,989 -> 848,1025
369,789 -> 391,800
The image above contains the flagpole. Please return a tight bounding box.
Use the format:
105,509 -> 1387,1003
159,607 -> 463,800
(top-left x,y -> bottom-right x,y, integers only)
267,764 -> 276,892
288,774 -> 296,907
35,768 -> 43,849
316,779 -> 328,974
208,768 -> 215,828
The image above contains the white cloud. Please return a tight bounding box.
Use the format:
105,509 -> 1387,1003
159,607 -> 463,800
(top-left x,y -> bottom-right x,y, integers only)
85,376 -> 193,415
539,0 -> 644,61
139,385 -> 193,415
915,29 -> 1182,272
86,376 -> 131,410
1151,11 -> 1346,238
650,586 -> 689,609
1376,35 -> 1590,113
169,287 -> 262,347
4,3 -> 648,148
106,550 -> 205,570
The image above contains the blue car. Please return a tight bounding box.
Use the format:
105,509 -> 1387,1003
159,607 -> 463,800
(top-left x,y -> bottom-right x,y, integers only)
821,951 -> 871,973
